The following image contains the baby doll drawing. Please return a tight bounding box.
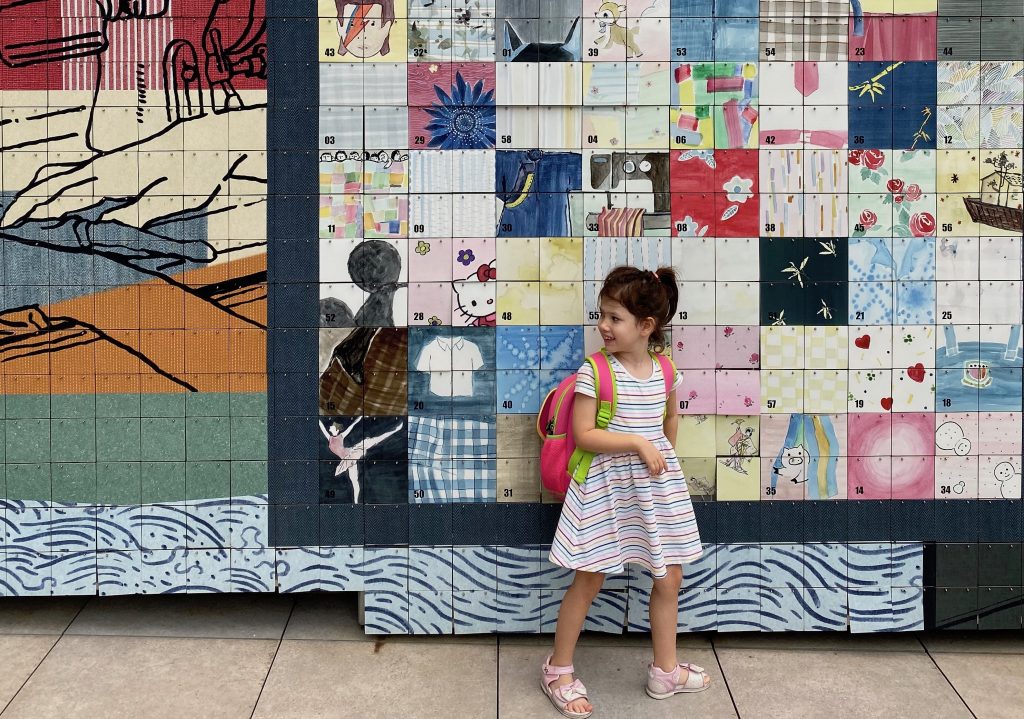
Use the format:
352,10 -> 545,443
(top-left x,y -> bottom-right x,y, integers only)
454,260 -> 497,327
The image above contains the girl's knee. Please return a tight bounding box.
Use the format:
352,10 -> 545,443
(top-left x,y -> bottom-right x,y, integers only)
572,570 -> 606,594
653,565 -> 683,590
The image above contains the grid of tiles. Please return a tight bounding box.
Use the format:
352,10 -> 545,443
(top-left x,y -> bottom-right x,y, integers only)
306,0 -> 1024,632
315,0 -> 1022,510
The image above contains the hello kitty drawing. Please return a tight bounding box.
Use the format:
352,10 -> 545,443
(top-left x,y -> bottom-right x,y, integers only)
454,260 -> 497,327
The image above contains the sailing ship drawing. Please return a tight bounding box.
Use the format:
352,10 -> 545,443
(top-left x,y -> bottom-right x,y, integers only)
963,152 -> 1024,233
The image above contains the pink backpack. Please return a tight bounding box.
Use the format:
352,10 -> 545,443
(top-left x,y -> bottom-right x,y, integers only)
536,348 -> 677,498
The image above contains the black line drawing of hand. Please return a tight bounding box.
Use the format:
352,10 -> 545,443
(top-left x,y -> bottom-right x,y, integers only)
0,112 -> 267,329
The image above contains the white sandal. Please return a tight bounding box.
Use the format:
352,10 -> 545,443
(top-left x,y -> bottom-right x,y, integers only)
540,653 -> 593,718
645,661 -> 711,699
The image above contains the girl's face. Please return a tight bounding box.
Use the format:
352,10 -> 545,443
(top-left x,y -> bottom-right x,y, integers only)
597,298 -> 652,353
340,5 -> 393,58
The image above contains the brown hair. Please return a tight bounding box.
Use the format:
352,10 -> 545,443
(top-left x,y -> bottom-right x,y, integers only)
598,265 -> 679,353
335,0 -> 395,56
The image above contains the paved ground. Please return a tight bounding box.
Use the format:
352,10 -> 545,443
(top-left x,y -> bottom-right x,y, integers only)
0,593 -> 1020,718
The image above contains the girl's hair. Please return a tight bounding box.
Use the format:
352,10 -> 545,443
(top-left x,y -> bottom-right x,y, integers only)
598,265 -> 679,353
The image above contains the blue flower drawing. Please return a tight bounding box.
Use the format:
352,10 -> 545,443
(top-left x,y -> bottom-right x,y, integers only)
425,72 -> 496,149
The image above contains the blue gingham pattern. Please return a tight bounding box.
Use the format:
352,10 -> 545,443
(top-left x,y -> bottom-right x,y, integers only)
409,416 -> 497,502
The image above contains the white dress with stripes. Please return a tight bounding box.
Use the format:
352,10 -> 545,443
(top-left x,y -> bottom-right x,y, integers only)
548,352 -> 703,578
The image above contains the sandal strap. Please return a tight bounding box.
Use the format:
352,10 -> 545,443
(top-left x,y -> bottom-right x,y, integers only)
543,654 -> 575,676
678,663 -> 709,689
554,678 -> 588,703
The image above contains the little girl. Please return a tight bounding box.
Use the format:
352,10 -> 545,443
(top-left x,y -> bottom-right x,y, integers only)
541,265 -> 710,718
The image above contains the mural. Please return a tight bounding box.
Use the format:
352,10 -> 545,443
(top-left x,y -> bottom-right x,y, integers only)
0,0 -> 269,594
1,0 -> 1022,634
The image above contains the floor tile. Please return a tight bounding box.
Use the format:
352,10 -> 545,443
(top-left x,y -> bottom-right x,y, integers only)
0,598 -> 87,635
65,594 -> 294,639
0,635 -> 59,707
717,648 -> 973,719
712,631 -> 925,653
499,644 -> 736,719
252,639 -> 497,718
285,593 -> 496,644
0,635 -> 277,719
930,652 -> 1024,719
283,593 -> 366,641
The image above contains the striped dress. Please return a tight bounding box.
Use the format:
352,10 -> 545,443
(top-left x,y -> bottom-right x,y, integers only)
548,352 -> 703,578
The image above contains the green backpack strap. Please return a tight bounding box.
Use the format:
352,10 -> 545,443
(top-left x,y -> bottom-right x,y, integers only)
568,350 -> 617,485
589,349 -> 617,429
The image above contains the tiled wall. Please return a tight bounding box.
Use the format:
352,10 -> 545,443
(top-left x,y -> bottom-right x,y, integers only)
2,0 -> 1022,633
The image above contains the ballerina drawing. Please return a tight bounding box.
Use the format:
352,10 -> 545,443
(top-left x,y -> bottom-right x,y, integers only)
319,418 -> 403,503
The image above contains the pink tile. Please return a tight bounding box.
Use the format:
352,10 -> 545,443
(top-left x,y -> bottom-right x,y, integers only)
673,326 -> 716,369
848,413 -> 893,456
678,368 -> 717,414
891,454 -> 935,499
848,455 -> 892,499
716,369 -> 759,414
716,325 -> 760,369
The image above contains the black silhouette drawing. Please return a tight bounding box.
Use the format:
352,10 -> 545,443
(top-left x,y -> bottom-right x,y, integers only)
320,240 -> 407,384
503,16 -> 581,62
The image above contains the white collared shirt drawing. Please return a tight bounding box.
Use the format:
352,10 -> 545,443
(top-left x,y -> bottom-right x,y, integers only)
415,335 -> 484,397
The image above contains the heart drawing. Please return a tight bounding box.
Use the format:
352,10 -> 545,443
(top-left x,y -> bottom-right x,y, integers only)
880,397 -> 893,411
854,335 -> 871,349
907,363 -> 925,383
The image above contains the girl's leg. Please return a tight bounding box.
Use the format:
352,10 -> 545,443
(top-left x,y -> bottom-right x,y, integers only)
548,570 -> 605,714
648,565 -> 682,672
551,569 -> 605,664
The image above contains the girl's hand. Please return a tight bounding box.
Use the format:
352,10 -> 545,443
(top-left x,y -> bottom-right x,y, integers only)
635,438 -> 667,476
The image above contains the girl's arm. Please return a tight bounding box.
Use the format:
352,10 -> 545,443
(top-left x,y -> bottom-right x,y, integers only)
571,393 -> 641,454
574,390 -> 669,475
663,387 -> 679,450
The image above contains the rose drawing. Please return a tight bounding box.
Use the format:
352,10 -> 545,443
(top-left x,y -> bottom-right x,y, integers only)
862,149 -> 885,170
909,212 -> 936,237
886,178 -> 904,194
904,183 -> 922,202
848,149 -> 864,165
859,209 -> 878,229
